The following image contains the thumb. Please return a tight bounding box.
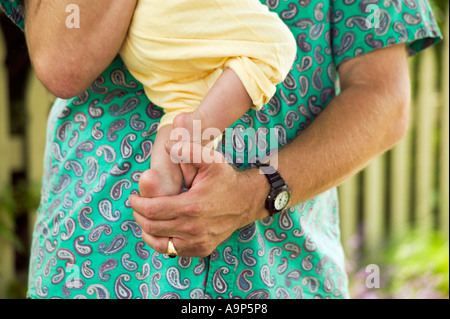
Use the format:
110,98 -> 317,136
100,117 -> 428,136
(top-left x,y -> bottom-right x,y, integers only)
164,140 -> 225,170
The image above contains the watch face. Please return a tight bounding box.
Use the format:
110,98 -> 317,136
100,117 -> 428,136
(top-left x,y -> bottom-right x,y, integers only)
274,190 -> 290,211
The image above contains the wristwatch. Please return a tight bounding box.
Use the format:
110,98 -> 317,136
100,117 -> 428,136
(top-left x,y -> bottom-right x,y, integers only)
257,163 -> 291,216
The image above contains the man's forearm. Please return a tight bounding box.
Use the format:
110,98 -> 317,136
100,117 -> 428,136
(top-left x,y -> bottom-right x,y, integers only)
245,44 -> 410,221
246,85 -> 409,221
277,85 -> 408,204
24,0 -> 137,98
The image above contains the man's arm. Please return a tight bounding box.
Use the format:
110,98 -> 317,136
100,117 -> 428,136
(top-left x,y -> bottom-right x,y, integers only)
130,43 -> 411,257
23,0 -> 137,98
250,43 -> 411,209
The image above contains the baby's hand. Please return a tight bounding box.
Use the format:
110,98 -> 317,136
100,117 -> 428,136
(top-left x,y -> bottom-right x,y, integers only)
180,162 -> 198,189
172,112 -> 222,148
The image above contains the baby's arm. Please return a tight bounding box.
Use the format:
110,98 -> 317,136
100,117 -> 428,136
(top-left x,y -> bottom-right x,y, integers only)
173,68 -> 253,145
170,68 -> 252,188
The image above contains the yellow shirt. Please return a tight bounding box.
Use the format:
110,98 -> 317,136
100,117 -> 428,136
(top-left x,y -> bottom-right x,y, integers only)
120,0 -> 297,127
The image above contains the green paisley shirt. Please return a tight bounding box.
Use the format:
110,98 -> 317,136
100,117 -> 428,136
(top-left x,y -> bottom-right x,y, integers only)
1,0 -> 441,299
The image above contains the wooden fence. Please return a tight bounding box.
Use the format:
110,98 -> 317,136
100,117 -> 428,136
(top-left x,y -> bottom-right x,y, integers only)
339,10 -> 450,255
0,10 -> 448,297
0,25 -> 53,297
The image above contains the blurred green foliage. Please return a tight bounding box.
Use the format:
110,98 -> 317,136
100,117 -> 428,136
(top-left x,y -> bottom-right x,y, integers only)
429,0 -> 447,24
349,231 -> 449,299
383,231 -> 449,298
0,182 -> 40,299
0,182 -> 40,251
0,187 -> 22,250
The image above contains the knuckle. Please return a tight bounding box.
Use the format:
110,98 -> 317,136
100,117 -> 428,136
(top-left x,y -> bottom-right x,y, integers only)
184,223 -> 204,236
184,203 -> 201,217
142,220 -> 153,235
143,206 -> 154,218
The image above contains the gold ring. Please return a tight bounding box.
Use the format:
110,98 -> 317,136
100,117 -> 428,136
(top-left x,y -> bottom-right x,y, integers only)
167,237 -> 178,258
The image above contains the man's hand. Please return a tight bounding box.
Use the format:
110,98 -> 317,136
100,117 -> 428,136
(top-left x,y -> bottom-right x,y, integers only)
129,141 -> 269,257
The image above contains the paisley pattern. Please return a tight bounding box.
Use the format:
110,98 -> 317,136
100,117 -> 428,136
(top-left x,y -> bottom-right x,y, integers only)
1,0 -> 441,299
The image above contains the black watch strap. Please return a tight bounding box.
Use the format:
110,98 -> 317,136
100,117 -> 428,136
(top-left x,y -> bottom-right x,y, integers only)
257,163 -> 290,216
259,164 -> 284,186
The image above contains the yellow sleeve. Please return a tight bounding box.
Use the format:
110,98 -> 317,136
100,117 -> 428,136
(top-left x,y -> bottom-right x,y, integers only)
217,0 -> 297,110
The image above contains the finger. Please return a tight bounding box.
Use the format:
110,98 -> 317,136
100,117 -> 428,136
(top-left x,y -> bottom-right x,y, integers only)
137,224 -> 184,257
164,140 -> 225,170
139,223 -> 211,258
133,210 -> 180,237
140,232 -> 172,256
129,193 -> 184,220
180,162 -> 197,189
141,232 -> 198,258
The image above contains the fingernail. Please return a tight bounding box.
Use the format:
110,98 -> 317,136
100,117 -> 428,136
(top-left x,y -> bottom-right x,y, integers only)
128,194 -> 137,204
